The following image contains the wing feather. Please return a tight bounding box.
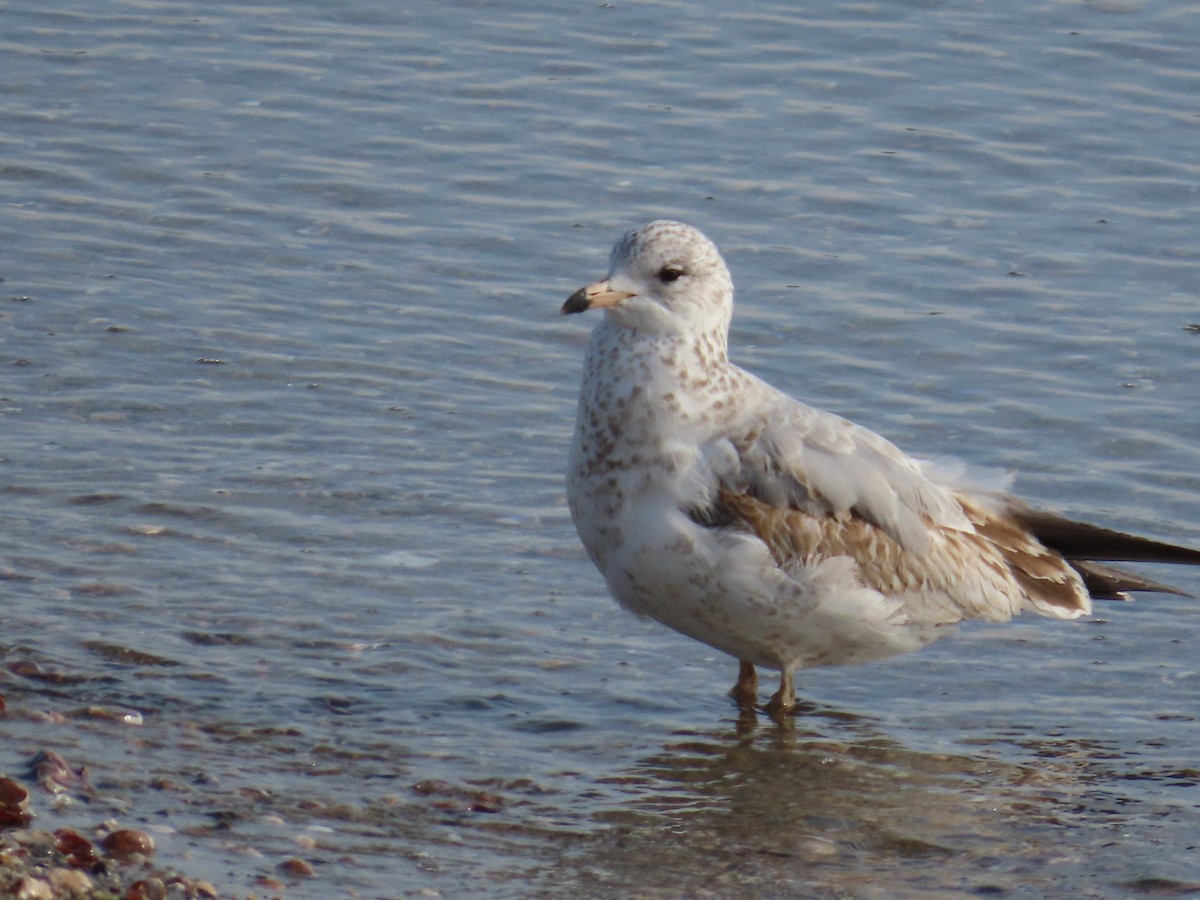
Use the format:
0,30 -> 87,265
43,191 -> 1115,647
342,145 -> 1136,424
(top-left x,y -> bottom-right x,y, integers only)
695,380 -> 1197,624
700,387 -> 1093,624
727,390 -> 972,552
712,487 -> 1091,624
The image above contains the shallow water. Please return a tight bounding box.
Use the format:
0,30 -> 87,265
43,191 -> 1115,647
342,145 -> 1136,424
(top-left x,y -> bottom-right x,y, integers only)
2,0 -> 1200,896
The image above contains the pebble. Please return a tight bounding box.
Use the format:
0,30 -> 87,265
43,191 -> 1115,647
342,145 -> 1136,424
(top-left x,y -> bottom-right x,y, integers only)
54,828 -> 99,868
796,836 -> 840,862
125,876 -> 166,899
45,867 -> 92,894
32,750 -> 88,794
0,778 -> 32,828
12,876 -> 53,900
278,857 -> 316,878
102,829 -> 156,859
28,711 -> 69,725
84,706 -> 145,726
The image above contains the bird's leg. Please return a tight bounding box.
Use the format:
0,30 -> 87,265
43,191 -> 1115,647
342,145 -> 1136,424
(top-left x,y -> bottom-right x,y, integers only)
764,667 -> 796,719
728,660 -> 758,710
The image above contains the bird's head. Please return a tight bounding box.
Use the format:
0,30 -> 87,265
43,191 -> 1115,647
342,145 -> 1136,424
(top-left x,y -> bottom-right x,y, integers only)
562,220 -> 734,338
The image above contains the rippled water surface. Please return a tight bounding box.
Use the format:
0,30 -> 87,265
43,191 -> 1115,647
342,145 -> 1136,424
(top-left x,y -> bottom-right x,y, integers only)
3,1 -> 1200,896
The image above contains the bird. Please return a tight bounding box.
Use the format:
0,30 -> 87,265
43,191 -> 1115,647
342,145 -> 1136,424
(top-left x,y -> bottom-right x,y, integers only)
561,219 -> 1200,718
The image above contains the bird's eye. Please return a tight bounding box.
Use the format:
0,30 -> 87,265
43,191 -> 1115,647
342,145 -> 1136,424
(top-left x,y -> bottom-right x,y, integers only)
657,265 -> 685,284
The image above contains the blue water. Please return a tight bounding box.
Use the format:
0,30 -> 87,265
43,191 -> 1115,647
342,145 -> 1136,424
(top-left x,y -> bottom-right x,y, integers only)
2,1 -> 1199,896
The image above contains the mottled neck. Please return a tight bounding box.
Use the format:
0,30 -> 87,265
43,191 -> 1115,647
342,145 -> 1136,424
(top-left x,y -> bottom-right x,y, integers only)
574,318 -> 742,463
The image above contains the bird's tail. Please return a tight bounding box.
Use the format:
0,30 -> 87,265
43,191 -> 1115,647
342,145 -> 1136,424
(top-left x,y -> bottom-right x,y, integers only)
1011,503 -> 1200,600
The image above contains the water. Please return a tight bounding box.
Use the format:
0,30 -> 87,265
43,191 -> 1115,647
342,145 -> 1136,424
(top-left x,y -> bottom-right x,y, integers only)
2,0 -> 1199,896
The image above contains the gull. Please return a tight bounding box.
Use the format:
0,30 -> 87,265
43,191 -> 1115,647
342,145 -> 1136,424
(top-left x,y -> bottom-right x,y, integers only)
562,220 -> 1200,718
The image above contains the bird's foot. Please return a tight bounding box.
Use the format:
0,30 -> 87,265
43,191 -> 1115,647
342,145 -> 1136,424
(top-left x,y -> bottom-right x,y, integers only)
762,669 -> 797,721
728,660 -> 759,711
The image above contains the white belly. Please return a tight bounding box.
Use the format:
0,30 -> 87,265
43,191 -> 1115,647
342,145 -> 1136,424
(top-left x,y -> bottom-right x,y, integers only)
572,483 -> 941,672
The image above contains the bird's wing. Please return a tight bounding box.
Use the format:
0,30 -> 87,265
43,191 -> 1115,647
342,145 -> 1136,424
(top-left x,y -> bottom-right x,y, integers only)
692,384 -> 1091,623
720,387 -> 972,552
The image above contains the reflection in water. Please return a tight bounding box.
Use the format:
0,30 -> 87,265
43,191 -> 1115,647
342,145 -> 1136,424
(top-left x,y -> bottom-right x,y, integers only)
542,705 -> 1200,897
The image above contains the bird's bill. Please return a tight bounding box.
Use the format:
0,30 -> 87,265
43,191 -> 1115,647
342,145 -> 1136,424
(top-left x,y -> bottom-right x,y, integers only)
561,279 -> 635,315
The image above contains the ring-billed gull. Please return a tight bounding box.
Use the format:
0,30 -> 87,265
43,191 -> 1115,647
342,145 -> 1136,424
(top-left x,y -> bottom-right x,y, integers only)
562,220 -> 1200,718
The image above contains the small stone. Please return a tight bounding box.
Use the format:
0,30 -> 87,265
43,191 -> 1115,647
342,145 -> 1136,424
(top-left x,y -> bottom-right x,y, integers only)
28,711 -> 68,724
278,857 -> 316,878
0,777 -> 32,828
32,750 -> 87,793
102,828 -> 155,858
468,791 -> 503,814
125,877 -> 166,900
84,706 -> 144,726
13,876 -> 53,900
54,828 -> 98,868
796,836 -> 840,861
46,868 -> 92,894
